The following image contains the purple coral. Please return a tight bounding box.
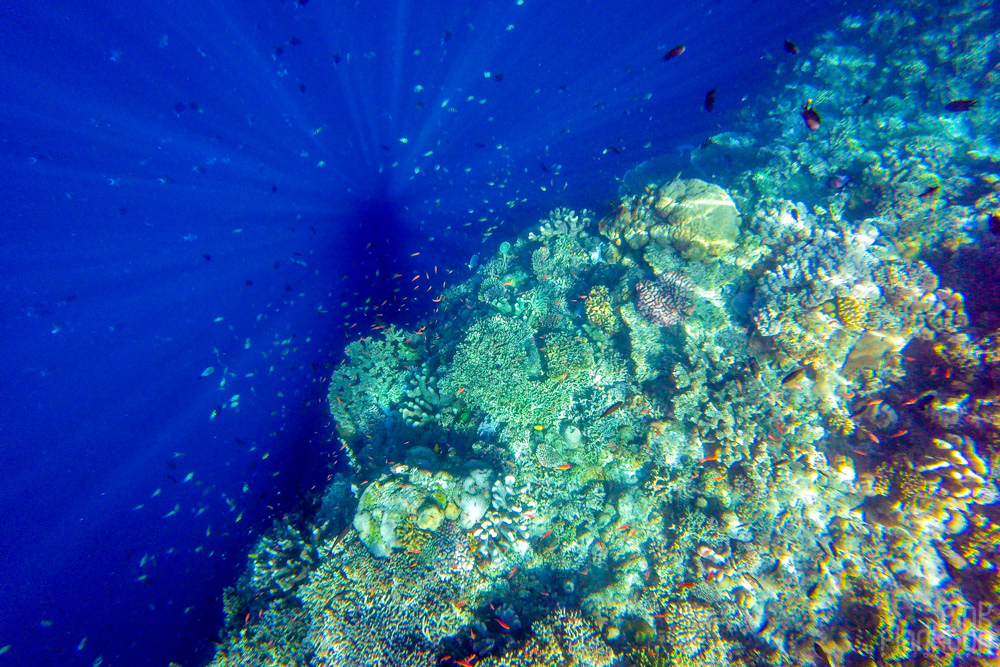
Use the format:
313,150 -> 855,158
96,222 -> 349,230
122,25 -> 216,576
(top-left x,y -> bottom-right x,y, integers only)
636,273 -> 695,326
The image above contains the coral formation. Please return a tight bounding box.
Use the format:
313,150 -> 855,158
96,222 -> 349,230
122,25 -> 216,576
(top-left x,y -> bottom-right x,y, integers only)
211,3 -> 1000,666
636,273 -> 695,327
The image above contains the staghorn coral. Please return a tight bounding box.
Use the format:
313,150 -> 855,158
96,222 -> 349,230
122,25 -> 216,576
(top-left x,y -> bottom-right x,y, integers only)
301,524 -> 492,667
480,608 -> 617,667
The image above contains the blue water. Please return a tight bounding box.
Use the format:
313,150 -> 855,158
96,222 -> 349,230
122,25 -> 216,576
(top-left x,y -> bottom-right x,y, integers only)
1,1 -> 870,664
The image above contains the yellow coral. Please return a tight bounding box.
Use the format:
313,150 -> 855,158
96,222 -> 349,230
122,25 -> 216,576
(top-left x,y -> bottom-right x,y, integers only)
395,516 -> 433,552
586,285 -> 619,334
836,296 -> 869,330
827,407 -> 856,436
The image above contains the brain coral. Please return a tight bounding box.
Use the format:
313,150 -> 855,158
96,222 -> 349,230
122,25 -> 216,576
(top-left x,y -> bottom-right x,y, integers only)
650,178 -> 741,260
636,273 -> 695,327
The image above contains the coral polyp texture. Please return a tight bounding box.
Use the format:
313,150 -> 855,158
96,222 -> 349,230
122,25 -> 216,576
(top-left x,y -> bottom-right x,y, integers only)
636,273 -> 695,327
210,2 -> 1000,666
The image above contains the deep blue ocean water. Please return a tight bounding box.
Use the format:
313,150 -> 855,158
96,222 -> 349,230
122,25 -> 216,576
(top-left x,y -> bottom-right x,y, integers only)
1,1 -> 875,664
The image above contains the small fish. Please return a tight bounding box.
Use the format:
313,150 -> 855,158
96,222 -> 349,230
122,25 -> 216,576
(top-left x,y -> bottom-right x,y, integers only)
849,398 -> 882,419
801,103 -> 821,131
781,367 -> 806,387
944,99 -> 977,112
663,44 -> 685,61
599,401 -> 624,419
77,637 -> 87,651
555,464 -> 572,471
199,366 -> 215,378
496,619 -> 511,630
783,39 -> 799,54
888,429 -> 909,438
704,88 -> 716,112
919,185 -> 940,200
182,472 -> 194,483
828,174 -> 851,189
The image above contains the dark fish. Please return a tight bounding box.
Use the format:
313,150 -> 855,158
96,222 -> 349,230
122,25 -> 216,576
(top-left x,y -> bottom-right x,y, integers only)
919,185 -> 940,199
474,142 -> 486,148
861,94 -> 871,105
493,72 -> 504,82
299,83 -> 306,93
663,44 -> 685,61
443,29 -> 453,43
289,36 -> 302,46
245,280 -> 253,286
539,162 -> 550,172
174,102 -> 186,113
606,145 -> 621,154
801,104 -> 821,131
284,283 -> 292,292
271,184 -> 277,192
599,401 -> 624,419
273,45 -> 284,58
789,207 -> 799,221
781,367 -> 806,387
944,99 -> 977,112
748,357 -> 761,378
813,643 -> 832,667
202,253 -> 211,261
783,39 -> 799,54
988,211 -> 1000,236
827,174 -> 851,189
332,52 -> 342,65
379,144 -> 390,150
704,88 -> 716,112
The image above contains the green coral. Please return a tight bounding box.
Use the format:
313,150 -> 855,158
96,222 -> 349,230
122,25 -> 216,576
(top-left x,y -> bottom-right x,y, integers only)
327,331 -> 417,440
448,315 -> 547,427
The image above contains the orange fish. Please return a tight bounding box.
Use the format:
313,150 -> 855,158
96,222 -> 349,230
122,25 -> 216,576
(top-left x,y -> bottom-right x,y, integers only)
888,429 -> 909,438
555,464 -> 572,471
496,619 -> 510,630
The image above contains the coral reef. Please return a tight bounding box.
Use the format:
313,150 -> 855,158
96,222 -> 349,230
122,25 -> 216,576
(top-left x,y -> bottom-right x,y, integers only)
211,3 -> 1000,666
